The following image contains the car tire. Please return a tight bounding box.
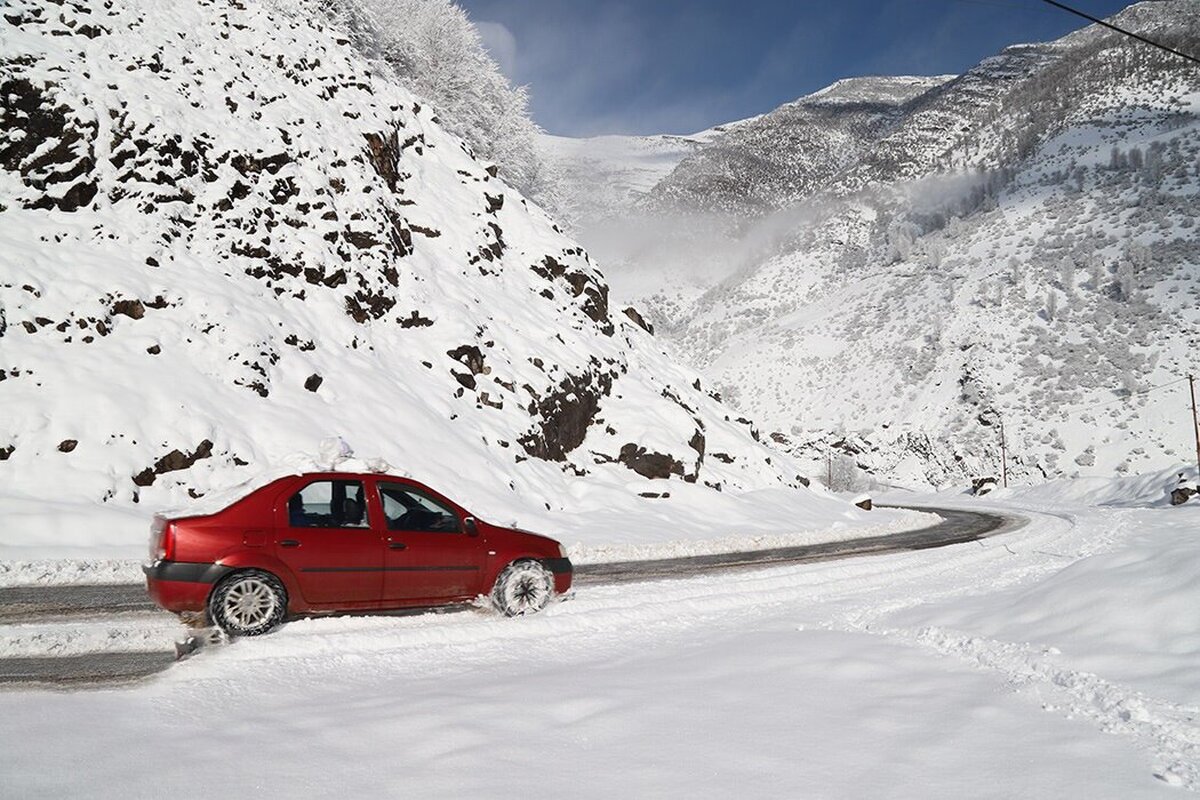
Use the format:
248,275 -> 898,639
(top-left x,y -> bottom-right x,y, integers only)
208,569 -> 287,637
491,560 -> 554,617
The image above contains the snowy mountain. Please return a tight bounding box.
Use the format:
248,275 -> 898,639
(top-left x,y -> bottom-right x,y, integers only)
539,119 -> 752,229
0,0 -> 863,556
646,75 -> 952,217
550,1 -> 1200,489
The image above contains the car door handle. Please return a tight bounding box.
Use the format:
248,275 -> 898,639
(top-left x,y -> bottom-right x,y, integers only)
279,539 -> 300,548
388,541 -> 407,550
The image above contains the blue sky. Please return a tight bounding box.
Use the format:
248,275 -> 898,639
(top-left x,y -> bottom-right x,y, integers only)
457,0 -> 1132,137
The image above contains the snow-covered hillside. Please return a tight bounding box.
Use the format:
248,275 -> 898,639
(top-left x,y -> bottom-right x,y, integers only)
0,0 -> 877,557
551,1 -> 1200,489
539,119 -> 750,229
647,75 -> 951,217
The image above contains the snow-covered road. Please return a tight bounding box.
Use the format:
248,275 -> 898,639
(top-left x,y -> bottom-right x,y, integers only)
1,492 -> 1197,797
0,504 -> 1005,682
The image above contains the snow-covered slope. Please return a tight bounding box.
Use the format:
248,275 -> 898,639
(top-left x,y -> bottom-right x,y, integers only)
0,0 -> 874,556
647,75 -> 951,217
551,1 -> 1200,489
539,119 -> 752,228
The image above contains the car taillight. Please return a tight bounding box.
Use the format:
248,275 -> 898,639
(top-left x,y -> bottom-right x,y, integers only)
149,518 -> 175,562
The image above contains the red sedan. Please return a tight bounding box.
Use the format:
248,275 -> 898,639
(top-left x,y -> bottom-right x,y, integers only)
143,472 -> 573,635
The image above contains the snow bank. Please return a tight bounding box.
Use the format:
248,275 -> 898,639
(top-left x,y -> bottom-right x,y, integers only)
992,464 -> 1200,508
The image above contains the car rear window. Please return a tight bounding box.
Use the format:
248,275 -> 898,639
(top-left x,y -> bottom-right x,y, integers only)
288,480 -> 369,529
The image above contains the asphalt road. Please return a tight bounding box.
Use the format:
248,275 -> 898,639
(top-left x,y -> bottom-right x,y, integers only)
573,505 -> 1017,584
0,505 -> 1022,688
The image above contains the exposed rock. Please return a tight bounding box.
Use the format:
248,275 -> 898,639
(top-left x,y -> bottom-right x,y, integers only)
622,306 -> 653,334
304,373 -> 323,392
132,439 -> 214,486
0,78 -> 98,212
971,476 -> 999,496
618,443 -> 684,480
343,229 -> 381,250
363,129 -> 403,192
410,224 -> 441,238
111,299 -> 145,319
447,344 -> 485,375
519,368 -> 614,461
398,310 -> 434,328
344,289 -> 396,323
58,439 -> 77,453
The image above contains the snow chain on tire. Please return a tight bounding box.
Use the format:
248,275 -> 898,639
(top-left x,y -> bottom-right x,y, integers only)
491,560 -> 555,617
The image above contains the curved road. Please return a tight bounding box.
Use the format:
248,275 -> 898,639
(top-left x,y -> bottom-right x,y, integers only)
0,505 -> 1023,686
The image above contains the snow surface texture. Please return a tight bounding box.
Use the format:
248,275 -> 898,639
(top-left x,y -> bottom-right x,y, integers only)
2,473 -> 1198,796
0,0 -> 882,557
0,616 -> 186,658
551,2 -> 1200,489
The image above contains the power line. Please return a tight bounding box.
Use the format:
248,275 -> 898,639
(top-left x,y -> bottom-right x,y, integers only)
1077,377 -> 1189,411
1038,0 -> 1200,66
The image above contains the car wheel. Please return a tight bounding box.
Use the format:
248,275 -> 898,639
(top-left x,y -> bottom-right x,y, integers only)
491,560 -> 554,617
208,569 -> 287,636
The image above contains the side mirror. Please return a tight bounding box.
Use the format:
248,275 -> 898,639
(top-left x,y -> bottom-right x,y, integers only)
464,517 -> 479,537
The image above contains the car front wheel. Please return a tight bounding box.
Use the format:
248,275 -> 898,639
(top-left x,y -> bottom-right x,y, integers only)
491,560 -> 554,617
208,569 -> 287,636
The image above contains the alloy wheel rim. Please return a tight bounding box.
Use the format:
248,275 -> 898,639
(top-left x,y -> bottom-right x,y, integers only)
222,577 -> 277,629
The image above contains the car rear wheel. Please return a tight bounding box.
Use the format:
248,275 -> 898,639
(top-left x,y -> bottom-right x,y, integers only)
208,570 -> 287,636
491,560 -> 554,617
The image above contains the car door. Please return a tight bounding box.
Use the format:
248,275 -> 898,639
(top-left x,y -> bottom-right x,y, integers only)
375,480 -> 485,603
274,477 -> 383,606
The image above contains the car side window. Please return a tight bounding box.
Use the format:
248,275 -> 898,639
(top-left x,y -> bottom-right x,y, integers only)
378,483 -> 461,533
288,480 -> 370,529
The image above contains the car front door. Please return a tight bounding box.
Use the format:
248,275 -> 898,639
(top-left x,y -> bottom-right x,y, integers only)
376,481 -> 485,603
274,477 -> 383,606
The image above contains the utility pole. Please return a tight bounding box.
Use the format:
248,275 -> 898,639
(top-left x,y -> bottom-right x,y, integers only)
999,417 -> 1008,489
1189,374 -> 1200,479
827,450 -> 833,490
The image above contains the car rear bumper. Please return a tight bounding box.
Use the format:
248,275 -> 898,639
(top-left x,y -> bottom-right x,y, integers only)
143,560 -> 234,613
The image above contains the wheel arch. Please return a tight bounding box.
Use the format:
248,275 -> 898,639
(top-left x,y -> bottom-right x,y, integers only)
210,553 -> 304,612
484,552 -> 546,590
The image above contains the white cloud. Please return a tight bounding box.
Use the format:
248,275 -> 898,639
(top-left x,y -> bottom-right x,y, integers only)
473,19 -> 518,81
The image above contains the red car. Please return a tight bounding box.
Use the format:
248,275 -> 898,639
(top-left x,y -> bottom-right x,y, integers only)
143,472 -> 573,635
